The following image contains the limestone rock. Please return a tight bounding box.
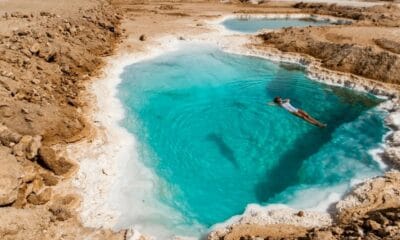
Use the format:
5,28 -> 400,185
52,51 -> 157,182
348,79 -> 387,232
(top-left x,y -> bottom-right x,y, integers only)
28,135 -> 42,159
385,111 -> 400,130
337,171 -> 400,223
27,187 -> 52,205
31,177 -> 44,194
309,230 -> 336,240
366,220 -> 382,231
375,38 -> 400,54
139,34 -> 146,41
0,105 -> 14,117
49,194 -> 79,221
387,131 -> 400,147
0,124 -> 22,146
12,183 -> 28,208
44,48 -> 57,62
0,146 -> 23,206
12,136 -> 31,157
22,164 -> 36,183
60,64 -> 71,74
12,135 -> 42,160
40,172 -> 59,186
259,27 -> 400,84
38,147 -> 76,175
297,211 -> 305,217
49,203 -> 72,221
382,147 -> 400,168
29,43 -> 40,55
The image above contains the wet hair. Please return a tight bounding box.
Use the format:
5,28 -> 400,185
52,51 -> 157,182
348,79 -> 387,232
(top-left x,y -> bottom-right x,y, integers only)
273,96 -> 281,104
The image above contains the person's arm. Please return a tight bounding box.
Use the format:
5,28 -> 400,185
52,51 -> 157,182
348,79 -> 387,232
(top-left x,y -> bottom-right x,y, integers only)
283,99 -> 290,103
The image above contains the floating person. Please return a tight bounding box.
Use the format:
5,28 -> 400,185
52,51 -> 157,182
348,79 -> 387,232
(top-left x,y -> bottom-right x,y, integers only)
271,96 -> 327,128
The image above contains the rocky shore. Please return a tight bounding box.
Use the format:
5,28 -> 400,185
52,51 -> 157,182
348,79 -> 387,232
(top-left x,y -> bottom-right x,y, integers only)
210,171 -> 400,240
0,0 -> 127,239
257,4 -> 400,84
209,2 -> 400,240
1,0 -> 400,239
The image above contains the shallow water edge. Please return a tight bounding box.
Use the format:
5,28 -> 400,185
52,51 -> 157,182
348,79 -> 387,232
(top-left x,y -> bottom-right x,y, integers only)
68,18 -> 400,240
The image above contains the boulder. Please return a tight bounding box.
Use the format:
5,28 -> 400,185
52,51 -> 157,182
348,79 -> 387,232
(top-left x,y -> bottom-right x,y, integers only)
0,146 -> 23,206
387,131 -> 400,147
27,187 -> 52,205
0,105 -> 14,118
12,135 -> 42,160
49,203 -> 72,221
375,38 -> 400,54
385,111 -> 400,130
139,34 -> 146,41
0,124 -> 22,146
28,136 -> 41,159
40,172 -> 58,186
382,147 -> 400,168
60,64 -> 71,74
38,147 -> 75,175
44,48 -> 57,62
29,43 -> 40,55
309,231 -> 336,240
22,164 -> 36,183
297,210 -> 305,217
49,194 -> 78,221
12,183 -> 28,208
31,177 -> 44,194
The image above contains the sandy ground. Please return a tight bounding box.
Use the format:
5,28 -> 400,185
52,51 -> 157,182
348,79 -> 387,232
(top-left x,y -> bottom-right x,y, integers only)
0,0 -> 126,239
1,0 -> 400,239
73,0 -> 400,239
277,0 -> 399,7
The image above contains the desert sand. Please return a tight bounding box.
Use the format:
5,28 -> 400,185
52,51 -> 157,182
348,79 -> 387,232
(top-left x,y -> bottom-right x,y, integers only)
0,0 -> 399,240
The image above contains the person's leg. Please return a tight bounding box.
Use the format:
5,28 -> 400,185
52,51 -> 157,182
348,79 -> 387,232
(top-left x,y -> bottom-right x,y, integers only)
298,110 -> 318,122
298,110 -> 310,117
298,110 -> 326,127
296,111 -> 318,124
294,111 -> 326,127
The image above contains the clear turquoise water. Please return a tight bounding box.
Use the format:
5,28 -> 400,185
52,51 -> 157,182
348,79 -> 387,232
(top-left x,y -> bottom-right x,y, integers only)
222,18 -> 331,33
117,45 -> 387,234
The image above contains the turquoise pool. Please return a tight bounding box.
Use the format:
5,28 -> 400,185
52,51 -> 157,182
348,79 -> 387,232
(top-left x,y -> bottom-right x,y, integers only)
222,17 -> 332,33
116,45 -> 387,237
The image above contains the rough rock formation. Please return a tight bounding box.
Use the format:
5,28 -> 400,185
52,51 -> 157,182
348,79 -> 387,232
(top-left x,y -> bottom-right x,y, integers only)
0,0 -> 121,143
38,147 -> 76,176
293,3 -> 400,27
211,2 -> 400,239
259,30 -> 400,84
0,0 -> 125,239
210,172 -> 400,240
0,146 -> 23,206
336,171 -> 400,224
256,3 -> 400,85
375,38 -> 400,54
383,110 -> 400,169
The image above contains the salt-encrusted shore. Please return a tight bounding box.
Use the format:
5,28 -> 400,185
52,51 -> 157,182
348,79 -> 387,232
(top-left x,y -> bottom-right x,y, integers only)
70,11 -> 400,240
0,1 -> 399,239
207,15 -> 400,239
67,39 -> 191,239
212,13 -> 352,35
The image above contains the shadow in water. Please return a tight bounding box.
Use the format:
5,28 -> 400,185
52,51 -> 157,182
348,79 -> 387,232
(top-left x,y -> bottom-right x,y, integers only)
255,107 -> 366,203
255,61 -> 382,203
206,133 -> 239,168
255,125 -> 331,202
329,86 -> 382,108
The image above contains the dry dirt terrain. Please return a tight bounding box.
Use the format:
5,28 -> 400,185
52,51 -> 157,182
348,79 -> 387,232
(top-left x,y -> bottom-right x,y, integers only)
0,0 -> 399,239
0,0 -> 127,239
258,3 -> 400,84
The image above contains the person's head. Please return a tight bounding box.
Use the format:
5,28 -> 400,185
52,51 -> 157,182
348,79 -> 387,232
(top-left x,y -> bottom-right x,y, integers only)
273,96 -> 282,104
